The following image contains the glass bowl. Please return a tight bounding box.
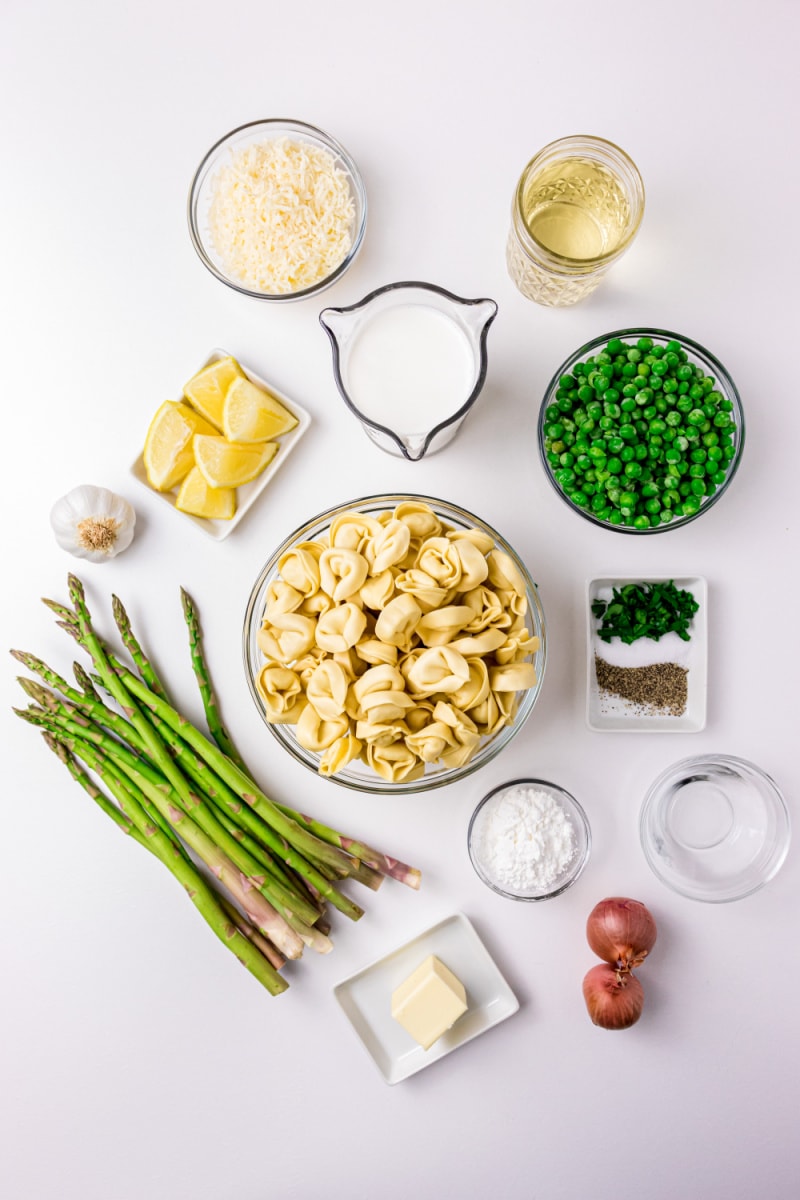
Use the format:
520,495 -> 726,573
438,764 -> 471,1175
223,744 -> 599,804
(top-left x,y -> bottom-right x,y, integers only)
243,494 -> 547,793
538,328 -> 744,534
188,118 -> 367,302
640,754 -> 791,902
468,778 -> 591,901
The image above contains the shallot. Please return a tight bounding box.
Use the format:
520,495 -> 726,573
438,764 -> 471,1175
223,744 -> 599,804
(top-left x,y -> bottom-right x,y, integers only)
586,896 -> 657,972
582,964 -> 644,1030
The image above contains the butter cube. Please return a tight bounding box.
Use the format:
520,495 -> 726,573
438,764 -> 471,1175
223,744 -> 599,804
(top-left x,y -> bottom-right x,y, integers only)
391,955 -> 468,1051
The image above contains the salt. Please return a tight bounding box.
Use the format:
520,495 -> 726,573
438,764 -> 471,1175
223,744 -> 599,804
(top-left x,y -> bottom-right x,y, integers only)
474,783 -> 577,891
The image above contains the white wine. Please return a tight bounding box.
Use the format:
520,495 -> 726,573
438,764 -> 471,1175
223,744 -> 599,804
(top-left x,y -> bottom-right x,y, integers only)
520,156 -> 632,261
507,136 -> 644,307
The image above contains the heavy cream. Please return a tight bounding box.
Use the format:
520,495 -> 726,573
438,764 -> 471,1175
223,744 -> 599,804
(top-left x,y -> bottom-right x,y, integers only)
345,304 -> 475,435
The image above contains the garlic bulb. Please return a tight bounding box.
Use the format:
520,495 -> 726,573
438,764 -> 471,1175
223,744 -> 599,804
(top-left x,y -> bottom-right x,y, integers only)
50,485 -> 136,563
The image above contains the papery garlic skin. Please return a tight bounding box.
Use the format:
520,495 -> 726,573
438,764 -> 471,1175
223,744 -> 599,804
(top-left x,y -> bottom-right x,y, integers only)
50,485 -> 136,563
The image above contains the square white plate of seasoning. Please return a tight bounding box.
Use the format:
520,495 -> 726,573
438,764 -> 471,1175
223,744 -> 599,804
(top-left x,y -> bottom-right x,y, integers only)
333,912 -> 519,1085
586,576 -> 707,733
130,348 -> 311,541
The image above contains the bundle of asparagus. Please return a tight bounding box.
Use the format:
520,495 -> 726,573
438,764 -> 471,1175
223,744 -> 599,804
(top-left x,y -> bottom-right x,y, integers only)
11,575 -> 421,996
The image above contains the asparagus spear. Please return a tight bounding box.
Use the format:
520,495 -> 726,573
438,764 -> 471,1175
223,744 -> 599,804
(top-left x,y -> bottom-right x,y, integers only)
273,803 -> 422,890
180,587 -> 248,773
111,595 -> 170,701
43,733 -> 287,995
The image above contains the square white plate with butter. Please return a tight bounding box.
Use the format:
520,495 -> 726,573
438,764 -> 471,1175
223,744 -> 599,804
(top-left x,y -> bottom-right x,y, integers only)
586,576 -> 707,733
333,912 -> 519,1085
130,348 -> 311,541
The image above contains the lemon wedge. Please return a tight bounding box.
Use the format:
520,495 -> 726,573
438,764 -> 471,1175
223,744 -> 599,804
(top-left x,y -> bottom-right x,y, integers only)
175,466 -> 237,520
143,401 -> 219,492
193,434 -> 278,488
223,376 -> 298,443
183,356 -> 243,431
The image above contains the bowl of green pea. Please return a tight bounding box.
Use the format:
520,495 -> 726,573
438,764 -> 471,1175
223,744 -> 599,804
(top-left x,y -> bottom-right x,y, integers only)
538,328 -> 744,533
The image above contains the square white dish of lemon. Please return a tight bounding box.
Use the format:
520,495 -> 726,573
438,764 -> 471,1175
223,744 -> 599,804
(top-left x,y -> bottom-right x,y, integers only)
131,348 -> 311,540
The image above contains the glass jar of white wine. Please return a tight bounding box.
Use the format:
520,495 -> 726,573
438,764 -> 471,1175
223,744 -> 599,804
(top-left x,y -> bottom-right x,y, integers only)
506,136 -> 645,307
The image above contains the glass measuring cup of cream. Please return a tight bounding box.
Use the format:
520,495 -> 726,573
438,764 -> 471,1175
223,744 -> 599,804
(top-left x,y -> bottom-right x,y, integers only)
320,282 -> 498,460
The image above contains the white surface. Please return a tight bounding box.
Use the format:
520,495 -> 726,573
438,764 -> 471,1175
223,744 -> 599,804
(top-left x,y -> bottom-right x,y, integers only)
334,912 -> 518,1084
587,576 -> 707,731
1,3 -> 799,1199
130,348 -> 311,539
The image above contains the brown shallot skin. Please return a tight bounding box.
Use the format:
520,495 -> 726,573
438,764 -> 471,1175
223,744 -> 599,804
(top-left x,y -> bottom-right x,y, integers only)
583,963 -> 644,1030
586,896 -> 657,972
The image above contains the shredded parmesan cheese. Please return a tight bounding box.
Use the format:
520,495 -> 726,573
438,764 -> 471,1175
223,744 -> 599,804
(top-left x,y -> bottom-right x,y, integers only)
207,137 -> 356,294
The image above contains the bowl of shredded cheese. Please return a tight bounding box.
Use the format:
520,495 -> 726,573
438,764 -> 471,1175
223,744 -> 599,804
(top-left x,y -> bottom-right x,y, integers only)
188,119 -> 367,301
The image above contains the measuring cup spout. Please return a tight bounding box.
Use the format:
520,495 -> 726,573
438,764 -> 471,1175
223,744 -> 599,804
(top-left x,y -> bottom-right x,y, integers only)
319,306 -> 353,344
464,297 -> 499,338
400,434 -> 428,461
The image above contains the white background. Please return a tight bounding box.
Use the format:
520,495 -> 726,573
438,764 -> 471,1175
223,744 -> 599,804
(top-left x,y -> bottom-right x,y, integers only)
2,2 -> 799,1197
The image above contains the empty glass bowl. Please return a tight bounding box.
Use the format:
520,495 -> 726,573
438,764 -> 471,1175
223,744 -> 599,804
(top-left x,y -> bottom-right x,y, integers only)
188,118 -> 367,301
243,495 -> 547,793
640,754 -> 791,902
468,778 -> 591,900
538,328 -> 744,534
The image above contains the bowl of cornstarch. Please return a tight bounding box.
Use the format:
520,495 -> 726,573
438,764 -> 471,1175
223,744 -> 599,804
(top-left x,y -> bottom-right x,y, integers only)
468,778 -> 591,901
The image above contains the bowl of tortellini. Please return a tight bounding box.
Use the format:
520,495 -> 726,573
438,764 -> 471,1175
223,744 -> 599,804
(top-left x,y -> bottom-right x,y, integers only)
243,495 -> 547,792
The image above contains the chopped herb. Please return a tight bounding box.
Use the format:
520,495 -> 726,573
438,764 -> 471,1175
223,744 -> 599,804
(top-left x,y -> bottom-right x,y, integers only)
591,581 -> 699,644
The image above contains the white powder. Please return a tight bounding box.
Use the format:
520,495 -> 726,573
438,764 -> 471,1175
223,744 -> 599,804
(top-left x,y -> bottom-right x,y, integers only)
474,783 -> 577,891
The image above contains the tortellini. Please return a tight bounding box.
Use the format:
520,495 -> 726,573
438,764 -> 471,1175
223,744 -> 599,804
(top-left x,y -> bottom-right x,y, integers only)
256,501 -> 542,779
